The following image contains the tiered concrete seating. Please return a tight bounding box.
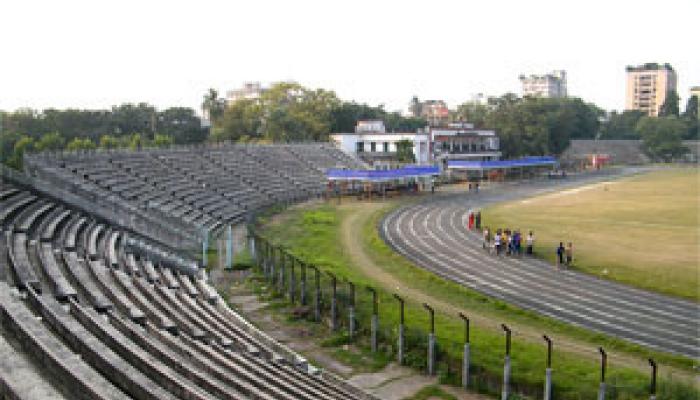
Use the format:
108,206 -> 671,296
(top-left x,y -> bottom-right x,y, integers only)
2,168 -> 375,399
26,143 -> 367,234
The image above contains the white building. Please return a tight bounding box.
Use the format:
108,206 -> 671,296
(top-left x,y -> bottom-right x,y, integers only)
330,121 -> 431,167
430,122 -> 500,163
519,70 -> 567,98
226,82 -> 267,105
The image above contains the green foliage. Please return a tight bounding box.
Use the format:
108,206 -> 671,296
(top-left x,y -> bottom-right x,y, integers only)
395,139 -> 416,163
600,110 -> 645,140
659,90 -> 680,117
65,137 -> 96,151
453,95 -> 603,158
257,202 -> 698,400
152,133 -> 174,148
202,88 -> 225,123
9,135 -> 35,169
99,134 -> 120,149
682,95 -> 698,140
35,132 -> 65,152
636,117 -> 689,161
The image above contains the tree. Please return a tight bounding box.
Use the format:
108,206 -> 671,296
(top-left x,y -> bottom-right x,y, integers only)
599,110 -> 645,139
110,103 -> 157,138
66,137 -> 96,151
35,132 -> 65,152
395,139 -> 415,163
0,131 -> 23,168
213,99 -> 262,142
659,90 -> 680,117
636,117 -> 688,162
453,102 -> 490,127
9,136 -> 35,169
682,95 -> 698,140
158,107 -> 206,144
99,134 -> 120,149
152,133 -> 174,148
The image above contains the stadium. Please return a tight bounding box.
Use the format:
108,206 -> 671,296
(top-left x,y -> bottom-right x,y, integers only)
0,136 -> 697,400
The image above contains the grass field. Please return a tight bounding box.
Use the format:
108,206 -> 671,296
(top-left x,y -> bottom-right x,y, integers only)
255,197 -> 698,399
481,168 -> 699,301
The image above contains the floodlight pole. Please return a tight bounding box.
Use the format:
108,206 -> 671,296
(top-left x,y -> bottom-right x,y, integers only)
394,294 -> 405,364
543,335 -> 553,400
459,312 -> 470,389
501,324 -> 511,400
423,303 -> 435,375
367,286 -> 379,352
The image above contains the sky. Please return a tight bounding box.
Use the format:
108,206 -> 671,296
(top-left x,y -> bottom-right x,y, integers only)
1,0 -> 698,115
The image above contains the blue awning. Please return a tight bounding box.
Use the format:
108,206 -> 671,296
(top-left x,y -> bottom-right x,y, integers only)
327,166 -> 439,181
447,156 -> 556,170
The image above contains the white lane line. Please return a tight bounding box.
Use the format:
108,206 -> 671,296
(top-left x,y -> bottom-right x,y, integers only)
385,205 -> 698,354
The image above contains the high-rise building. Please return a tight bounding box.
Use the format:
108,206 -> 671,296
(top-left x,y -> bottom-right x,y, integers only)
519,70 -> 567,98
625,63 -> 677,117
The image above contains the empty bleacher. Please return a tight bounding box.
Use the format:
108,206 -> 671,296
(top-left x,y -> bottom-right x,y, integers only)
0,180 -> 376,399
25,143 -> 366,235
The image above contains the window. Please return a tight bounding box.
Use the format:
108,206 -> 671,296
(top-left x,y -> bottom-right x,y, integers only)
370,142 -> 376,152
357,142 -> 364,153
383,142 -> 389,152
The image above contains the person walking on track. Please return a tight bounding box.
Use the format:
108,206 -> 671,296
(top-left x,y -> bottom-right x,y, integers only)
565,242 -> 574,266
556,242 -> 565,268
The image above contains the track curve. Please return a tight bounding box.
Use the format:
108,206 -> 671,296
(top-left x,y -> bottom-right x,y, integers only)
381,170 -> 699,358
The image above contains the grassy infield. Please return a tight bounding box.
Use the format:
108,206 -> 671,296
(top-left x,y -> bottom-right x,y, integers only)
253,169 -> 698,400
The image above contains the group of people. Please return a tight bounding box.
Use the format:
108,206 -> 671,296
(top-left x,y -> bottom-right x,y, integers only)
481,227 -> 535,257
481,227 -> 574,268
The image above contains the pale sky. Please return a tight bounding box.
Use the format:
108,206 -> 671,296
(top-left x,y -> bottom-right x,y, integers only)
2,0 -> 698,114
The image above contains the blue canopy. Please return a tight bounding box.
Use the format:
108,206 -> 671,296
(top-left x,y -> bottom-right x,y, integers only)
447,156 -> 556,170
327,165 -> 439,181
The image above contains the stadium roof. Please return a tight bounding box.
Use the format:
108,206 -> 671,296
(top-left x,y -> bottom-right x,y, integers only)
327,165 -> 439,181
447,156 -> 556,170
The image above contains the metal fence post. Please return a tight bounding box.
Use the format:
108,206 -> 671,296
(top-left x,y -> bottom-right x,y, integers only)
423,303 -> 435,375
288,253 -> 295,303
394,294 -> 405,365
501,324 -> 511,400
367,287 -> 378,352
543,335 -> 553,400
347,281 -> 355,339
598,348 -> 607,400
300,259 -> 307,305
459,313 -> 470,389
648,359 -> 657,400
327,272 -> 337,331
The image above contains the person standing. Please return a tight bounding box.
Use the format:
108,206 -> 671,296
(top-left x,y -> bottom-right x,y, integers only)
556,242 -> 565,268
513,230 -> 521,257
565,242 -> 573,266
526,231 -> 534,255
494,230 -> 502,256
475,211 -> 481,230
482,227 -> 490,251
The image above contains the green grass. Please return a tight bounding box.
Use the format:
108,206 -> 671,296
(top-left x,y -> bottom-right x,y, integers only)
255,201 -> 698,399
481,168 -> 699,300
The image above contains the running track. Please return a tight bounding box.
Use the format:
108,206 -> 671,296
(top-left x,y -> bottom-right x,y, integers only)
381,170 -> 699,358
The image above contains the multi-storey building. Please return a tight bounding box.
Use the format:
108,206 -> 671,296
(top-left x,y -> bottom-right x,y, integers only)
408,98 -> 450,126
519,70 -> 567,98
430,122 -> 500,164
225,82 -> 267,105
625,63 -> 677,117
691,87 -> 700,115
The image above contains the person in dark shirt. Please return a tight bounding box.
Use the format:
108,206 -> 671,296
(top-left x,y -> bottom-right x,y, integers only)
556,242 -> 565,268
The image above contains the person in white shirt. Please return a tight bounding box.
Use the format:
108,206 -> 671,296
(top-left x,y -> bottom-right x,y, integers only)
526,231 -> 534,255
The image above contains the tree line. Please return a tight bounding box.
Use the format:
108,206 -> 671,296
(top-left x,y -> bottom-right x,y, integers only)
2,83 -> 697,170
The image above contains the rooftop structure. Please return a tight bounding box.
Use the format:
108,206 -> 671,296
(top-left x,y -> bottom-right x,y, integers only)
519,70 -> 567,98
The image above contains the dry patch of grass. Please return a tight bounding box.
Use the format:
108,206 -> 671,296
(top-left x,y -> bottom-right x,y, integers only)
482,168 -> 699,300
